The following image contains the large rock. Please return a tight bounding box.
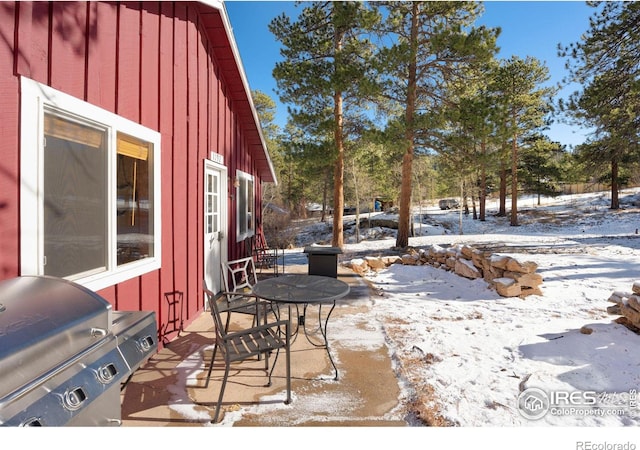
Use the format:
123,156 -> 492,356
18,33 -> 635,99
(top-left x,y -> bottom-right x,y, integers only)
627,295 -> 640,313
490,254 -> 511,270
455,259 -> 482,279
445,248 -> 459,263
365,256 -> 387,271
445,256 -> 456,270
382,255 -> 402,266
348,258 -> 369,275
429,244 -> 447,258
504,271 -> 543,288
621,301 -> 640,326
520,286 -> 543,297
607,304 -> 622,315
505,258 -> 538,274
459,245 -> 475,260
494,277 -> 522,297
401,253 -> 420,265
608,291 -> 630,305
482,260 -> 504,282
471,249 -> 489,270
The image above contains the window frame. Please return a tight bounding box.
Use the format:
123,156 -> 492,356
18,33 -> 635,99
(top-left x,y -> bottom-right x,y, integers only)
235,169 -> 255,242
20,77 -> 162,292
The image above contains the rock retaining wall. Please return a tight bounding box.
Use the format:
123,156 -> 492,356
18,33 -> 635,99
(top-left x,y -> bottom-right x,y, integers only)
345,244 -> 543,298
606,282 -> 640,332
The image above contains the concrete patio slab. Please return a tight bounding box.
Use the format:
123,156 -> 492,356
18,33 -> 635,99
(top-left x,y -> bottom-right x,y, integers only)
120,264 -> 408,427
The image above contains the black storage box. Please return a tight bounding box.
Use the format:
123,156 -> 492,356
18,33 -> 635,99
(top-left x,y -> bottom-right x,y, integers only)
304,246 -> 342,278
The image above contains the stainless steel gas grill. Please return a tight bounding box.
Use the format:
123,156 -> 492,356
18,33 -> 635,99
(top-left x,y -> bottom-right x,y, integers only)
0,276 -> 157,426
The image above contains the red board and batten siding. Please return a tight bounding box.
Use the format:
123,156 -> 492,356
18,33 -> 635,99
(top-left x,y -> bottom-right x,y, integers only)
0,1 -> 270,346
139,2 -> 161,315
0,2 -> 19,281
159,2 -> 177,340
113,2 -> 143,313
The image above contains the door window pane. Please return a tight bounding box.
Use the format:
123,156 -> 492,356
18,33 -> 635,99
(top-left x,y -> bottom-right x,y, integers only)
206,173 -> 213,234
212,173 -> 219,233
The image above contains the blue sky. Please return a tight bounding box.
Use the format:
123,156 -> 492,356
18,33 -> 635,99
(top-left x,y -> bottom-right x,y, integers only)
225,1 -> 596,148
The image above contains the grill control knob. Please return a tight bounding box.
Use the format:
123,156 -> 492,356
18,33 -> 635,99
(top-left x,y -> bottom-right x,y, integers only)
20,417 -> 42,426
96,363 -> 119,384
137,335 -> 154,352
62,387 -> 88,411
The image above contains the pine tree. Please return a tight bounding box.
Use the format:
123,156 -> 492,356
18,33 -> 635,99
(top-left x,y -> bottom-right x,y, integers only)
490,56 -> 553,226
373,1 -> 498,247
560,1 -> 640,209
270,2 -> 380,248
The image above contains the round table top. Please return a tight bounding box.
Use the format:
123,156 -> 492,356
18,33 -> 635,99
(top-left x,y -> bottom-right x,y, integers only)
251,274 -> 350,304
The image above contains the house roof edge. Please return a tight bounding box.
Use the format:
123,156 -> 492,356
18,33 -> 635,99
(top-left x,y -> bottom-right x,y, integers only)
198,0 -> 277,185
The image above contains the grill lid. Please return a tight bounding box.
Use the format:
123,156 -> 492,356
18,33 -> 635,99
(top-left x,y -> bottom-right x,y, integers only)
0,276 -> 113,399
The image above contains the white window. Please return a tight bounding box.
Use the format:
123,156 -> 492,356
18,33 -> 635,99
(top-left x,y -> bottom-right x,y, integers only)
235,170 -> 254,241
20,77 -> 161,291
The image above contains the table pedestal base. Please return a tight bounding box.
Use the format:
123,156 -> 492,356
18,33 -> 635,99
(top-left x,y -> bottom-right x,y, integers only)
274,301 -> 338,380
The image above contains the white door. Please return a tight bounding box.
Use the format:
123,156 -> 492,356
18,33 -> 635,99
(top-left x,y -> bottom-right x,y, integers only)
204,160 -> 227,304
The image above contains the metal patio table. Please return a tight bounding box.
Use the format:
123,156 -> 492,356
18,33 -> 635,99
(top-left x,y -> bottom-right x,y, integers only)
251,274 -> 350,380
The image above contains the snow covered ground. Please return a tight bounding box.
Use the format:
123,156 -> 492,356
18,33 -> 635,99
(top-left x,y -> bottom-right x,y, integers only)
278,188 -> 640,446
341,190 -> 640,426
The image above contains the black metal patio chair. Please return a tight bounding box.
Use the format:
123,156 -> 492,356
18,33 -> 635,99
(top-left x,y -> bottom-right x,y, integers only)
203,281 -> 291,423
217,256 -> 266,332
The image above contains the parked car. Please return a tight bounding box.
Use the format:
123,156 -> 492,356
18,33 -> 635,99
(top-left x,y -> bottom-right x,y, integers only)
438,198 -> 460,210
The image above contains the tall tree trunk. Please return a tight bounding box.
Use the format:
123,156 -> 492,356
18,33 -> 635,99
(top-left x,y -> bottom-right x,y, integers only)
510,131 -> 519,226
352,160 -> 361,243
472,192 -> 477,220
463,180 -> 469,215
611,158 -> 619,210
332,89 -> 345,248
299,198 -> 308,219
458,180 -> 463,234
498,159 -> 507,217
537,172 -> 541,206
479,139 -> 486,221
397,152 -> 413,247
321,172 -> 329,223
286,164 -> 293,215
396,2 -> 419,249
331,13 -> 345,248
